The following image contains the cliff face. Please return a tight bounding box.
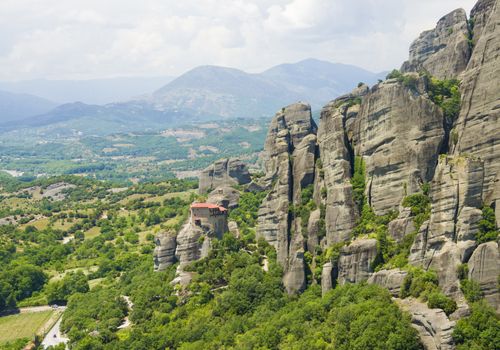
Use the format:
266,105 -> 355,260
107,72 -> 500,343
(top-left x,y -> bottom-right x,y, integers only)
452,0 -> 499,211
255,0 -> 500,326
401,8 -> 471,79
352,77 -> 445,215
256,102 -> 317,294
317,86 -> 365,244
155,3 -> 499,345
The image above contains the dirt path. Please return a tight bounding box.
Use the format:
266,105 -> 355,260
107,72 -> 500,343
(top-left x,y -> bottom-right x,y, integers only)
117,296 -> 134,329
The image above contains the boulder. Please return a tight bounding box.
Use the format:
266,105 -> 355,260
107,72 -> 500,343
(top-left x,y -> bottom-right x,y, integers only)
199,158 -> 251,194
207,185 -> 240,209
337,238 -> 378,285
367,269 -> 408,297
396,297 -> 456,350
228,220 -> 240,238
153,232 -> 177,271
401,8 -> 471,79
468,241 -> 500,311
388,208 -> 416,243
321,262 -> 335,296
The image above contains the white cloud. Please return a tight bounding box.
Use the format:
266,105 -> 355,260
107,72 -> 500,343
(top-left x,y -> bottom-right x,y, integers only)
0,0 -> 478,80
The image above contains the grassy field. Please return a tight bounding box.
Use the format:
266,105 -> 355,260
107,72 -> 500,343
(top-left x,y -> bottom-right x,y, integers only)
143,190 -> 195,203
0,310 -> 54,345
84,226 -> 101,239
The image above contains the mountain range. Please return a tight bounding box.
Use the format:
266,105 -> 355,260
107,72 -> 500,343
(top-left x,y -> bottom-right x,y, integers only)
0,59 -> 385,135
0,76 -> 174,105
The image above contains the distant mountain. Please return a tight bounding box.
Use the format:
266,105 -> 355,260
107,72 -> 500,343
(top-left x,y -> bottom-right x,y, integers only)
0,76 -> 173,105
1,101 -> 203,137
0,90 -> 57,123
261,59 -> 386,107
1,59 -> 385,136
151,59 -> 385,118
150,65 -> 297,119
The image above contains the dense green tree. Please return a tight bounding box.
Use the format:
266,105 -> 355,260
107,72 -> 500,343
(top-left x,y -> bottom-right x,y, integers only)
46,271 -> 90,304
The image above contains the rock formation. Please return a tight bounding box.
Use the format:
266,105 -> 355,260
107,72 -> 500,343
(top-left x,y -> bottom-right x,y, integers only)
207,185 -> 240,209
396,298 -> 456,350
408,155 -> 484,311
155,4 -> 500,349
321,262 -> 335,296
153,232 -> 177,271
452,0 -> 499,211
198,158 -> 251,194
401,9 -> 471,79
352,77 -> 445,215
252,5 -> 498,350
367,269 -> 408,297
256,102 -> 317,294
317,86 -> 367,244
468,241 -> 500,311
337,238 -> 378,285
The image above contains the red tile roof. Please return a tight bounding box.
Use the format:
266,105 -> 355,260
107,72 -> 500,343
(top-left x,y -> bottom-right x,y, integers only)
190,202 -> 227,211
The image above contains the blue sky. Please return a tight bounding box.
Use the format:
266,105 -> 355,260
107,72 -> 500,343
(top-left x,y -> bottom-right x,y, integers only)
0,0 -> 477,80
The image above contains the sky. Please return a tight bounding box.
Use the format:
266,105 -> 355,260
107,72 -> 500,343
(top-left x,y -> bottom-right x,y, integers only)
0,0 -> 477,81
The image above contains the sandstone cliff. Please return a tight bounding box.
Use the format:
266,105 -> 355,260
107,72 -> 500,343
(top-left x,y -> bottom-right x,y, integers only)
401,9 -> 471,79
256,102 -> 317,294
156,4 -> 499,348
254,3 -> 500,340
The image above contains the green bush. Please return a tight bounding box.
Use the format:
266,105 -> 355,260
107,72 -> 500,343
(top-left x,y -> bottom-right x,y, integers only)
400,267 -> 439,299
476,205 -> 498,244
351,156 -> 366,212
460,279 -> 484,303
457,263 -> 469,280
427,291 -> 457,315
46,271 -> 90,304
427,76 -> 461,120
386,69 -> 403,80
453,300 -> 500,350
402,192 -> 431,230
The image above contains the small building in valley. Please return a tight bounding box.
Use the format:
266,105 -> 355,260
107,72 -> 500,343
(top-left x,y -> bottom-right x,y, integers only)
190,202 -> 228,238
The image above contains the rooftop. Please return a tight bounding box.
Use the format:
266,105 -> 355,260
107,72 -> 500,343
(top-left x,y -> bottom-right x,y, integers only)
190,202 -> 227,211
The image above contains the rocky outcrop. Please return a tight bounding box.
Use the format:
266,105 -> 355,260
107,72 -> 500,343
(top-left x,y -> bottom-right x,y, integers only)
317,86 -> 367,244
153,232 -> 177,271
396,298 -> 456,350
409,156 -> 484,299
469,0 -> 496,44
306,208 -> 321,253
337,238 -> 378,285
352,78 -> 445,215
401,9 -> 471,79
174,222 -> 205,267
321,262 -> 335,295
468,241 -> 500,311
198,158 -> 251,194
257,102 -> 317,294
367,269 -> 408,297
388,208 -> 416,243
452,0 -> 500,208
207,185 -> 240,209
